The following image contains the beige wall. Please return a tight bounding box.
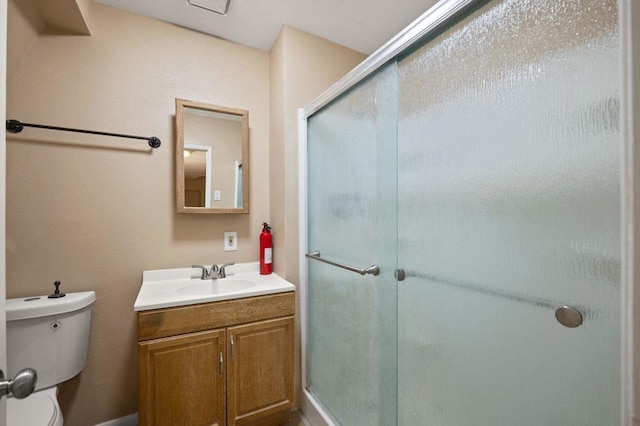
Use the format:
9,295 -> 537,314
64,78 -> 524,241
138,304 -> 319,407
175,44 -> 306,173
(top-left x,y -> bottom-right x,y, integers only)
6,1 -> 270,424
6,1 -> 364,425
7,0 -> 43,79
268,25 -> 366,404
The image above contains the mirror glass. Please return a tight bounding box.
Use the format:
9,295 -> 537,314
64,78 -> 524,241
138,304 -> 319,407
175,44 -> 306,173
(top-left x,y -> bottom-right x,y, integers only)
176,99 -> 249,214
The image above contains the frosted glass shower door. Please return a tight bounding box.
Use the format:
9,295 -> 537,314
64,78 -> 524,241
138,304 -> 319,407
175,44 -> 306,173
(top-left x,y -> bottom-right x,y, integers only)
306,63 -> 398,425
396,1 -> 620,425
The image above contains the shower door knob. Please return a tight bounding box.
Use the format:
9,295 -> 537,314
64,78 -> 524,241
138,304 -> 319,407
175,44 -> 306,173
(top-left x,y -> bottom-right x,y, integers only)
555,306 -> 583,328
0,368 -> 37,399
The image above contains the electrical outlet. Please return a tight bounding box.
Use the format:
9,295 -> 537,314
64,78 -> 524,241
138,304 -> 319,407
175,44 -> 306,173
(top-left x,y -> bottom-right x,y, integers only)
224,232 -> 237,251
214,190 -> 221,201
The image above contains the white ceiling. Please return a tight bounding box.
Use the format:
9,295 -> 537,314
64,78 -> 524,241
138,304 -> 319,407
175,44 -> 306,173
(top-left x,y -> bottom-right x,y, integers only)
95,0 -> 440,54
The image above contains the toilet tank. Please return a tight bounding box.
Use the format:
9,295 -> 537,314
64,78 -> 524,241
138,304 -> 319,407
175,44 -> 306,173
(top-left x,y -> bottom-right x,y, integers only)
6,291 -> 96,391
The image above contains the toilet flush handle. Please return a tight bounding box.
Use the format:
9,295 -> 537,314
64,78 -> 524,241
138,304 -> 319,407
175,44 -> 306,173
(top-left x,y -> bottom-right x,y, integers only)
0,368 -> 37,400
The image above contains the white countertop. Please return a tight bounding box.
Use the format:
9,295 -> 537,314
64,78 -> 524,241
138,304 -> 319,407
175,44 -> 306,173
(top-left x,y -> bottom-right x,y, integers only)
134,262 -> 295,311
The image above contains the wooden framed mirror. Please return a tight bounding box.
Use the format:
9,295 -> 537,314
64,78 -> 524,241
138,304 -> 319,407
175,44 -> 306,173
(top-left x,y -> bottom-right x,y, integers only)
176,99 -> 249,214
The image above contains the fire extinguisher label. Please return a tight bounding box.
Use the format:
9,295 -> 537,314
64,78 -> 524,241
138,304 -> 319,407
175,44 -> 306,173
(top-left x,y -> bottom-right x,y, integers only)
264,248 -> 272,264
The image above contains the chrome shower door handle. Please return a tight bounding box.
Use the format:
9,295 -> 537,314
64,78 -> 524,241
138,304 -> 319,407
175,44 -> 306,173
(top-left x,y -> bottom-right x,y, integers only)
305,251 -> 380,276
0,368 -> 37,400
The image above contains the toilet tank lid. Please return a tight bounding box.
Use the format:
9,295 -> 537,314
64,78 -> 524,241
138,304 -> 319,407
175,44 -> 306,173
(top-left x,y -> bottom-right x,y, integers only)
6,291 -> 96,321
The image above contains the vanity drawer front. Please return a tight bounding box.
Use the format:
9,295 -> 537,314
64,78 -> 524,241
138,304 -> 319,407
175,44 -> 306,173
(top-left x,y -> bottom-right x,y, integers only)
137,292 -> 295,341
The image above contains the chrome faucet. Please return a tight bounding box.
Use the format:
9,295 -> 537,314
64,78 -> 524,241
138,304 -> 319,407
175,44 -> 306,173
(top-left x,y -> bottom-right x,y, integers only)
191,262 -> 234,279
191,264 -> 218,280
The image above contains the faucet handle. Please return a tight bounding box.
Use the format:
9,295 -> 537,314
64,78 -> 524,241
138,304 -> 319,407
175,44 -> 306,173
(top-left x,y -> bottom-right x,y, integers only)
192,265 -> 209,280
217,262 -> 235,278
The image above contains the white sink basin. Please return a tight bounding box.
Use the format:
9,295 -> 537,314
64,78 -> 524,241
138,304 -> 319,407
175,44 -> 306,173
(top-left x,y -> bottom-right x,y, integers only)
177,278 -> 258,296
134,262 -> 295,311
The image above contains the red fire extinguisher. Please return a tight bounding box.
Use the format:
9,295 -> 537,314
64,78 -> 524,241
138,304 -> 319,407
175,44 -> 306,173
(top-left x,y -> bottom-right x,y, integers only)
260,222 -> 272,275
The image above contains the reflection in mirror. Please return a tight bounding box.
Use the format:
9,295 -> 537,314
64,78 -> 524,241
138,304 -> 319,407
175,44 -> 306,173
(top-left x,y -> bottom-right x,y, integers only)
183,143 -> 212,207
176,99 -> 249,214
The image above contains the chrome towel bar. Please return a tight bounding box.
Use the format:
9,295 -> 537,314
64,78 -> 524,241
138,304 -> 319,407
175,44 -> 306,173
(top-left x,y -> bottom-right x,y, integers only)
305,251 -> 380,276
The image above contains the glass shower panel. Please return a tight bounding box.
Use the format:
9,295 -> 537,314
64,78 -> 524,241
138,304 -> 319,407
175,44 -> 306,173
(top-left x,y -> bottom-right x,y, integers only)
397,0 -> 619,425
306,63 -> 398,425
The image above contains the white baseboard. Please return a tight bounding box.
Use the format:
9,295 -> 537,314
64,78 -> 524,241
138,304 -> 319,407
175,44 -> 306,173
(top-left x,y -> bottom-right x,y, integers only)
94,412 -> 138,426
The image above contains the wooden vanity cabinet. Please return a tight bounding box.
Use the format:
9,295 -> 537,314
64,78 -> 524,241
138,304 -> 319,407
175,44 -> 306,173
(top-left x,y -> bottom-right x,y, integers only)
137,292 -> 295,426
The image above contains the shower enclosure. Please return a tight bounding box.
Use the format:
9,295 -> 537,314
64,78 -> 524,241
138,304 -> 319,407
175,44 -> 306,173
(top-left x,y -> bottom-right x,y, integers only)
299,0 -> 635,424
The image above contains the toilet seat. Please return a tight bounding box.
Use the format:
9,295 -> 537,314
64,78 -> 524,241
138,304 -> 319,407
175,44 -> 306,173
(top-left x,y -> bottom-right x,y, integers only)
7,387 -> 62,426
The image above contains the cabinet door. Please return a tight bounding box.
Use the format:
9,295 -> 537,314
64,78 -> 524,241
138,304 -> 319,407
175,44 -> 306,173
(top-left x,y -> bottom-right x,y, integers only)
138,329 -> 227,426
227,316 -> 294,426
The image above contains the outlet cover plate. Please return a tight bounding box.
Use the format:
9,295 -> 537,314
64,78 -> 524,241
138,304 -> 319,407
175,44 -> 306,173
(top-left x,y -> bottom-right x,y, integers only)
224,232 -> 237,251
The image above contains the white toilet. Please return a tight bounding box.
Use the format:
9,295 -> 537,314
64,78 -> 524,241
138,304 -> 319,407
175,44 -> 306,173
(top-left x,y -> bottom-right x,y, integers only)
5,291 -> 96,425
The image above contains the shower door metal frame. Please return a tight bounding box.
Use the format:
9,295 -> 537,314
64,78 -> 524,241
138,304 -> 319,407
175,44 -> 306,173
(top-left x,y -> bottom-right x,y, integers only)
298,0 -> 640,424
620,1 -> 640,424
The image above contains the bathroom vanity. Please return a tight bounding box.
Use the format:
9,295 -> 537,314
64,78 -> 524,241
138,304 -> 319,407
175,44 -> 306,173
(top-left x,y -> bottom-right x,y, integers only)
134,264 -> 295,426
